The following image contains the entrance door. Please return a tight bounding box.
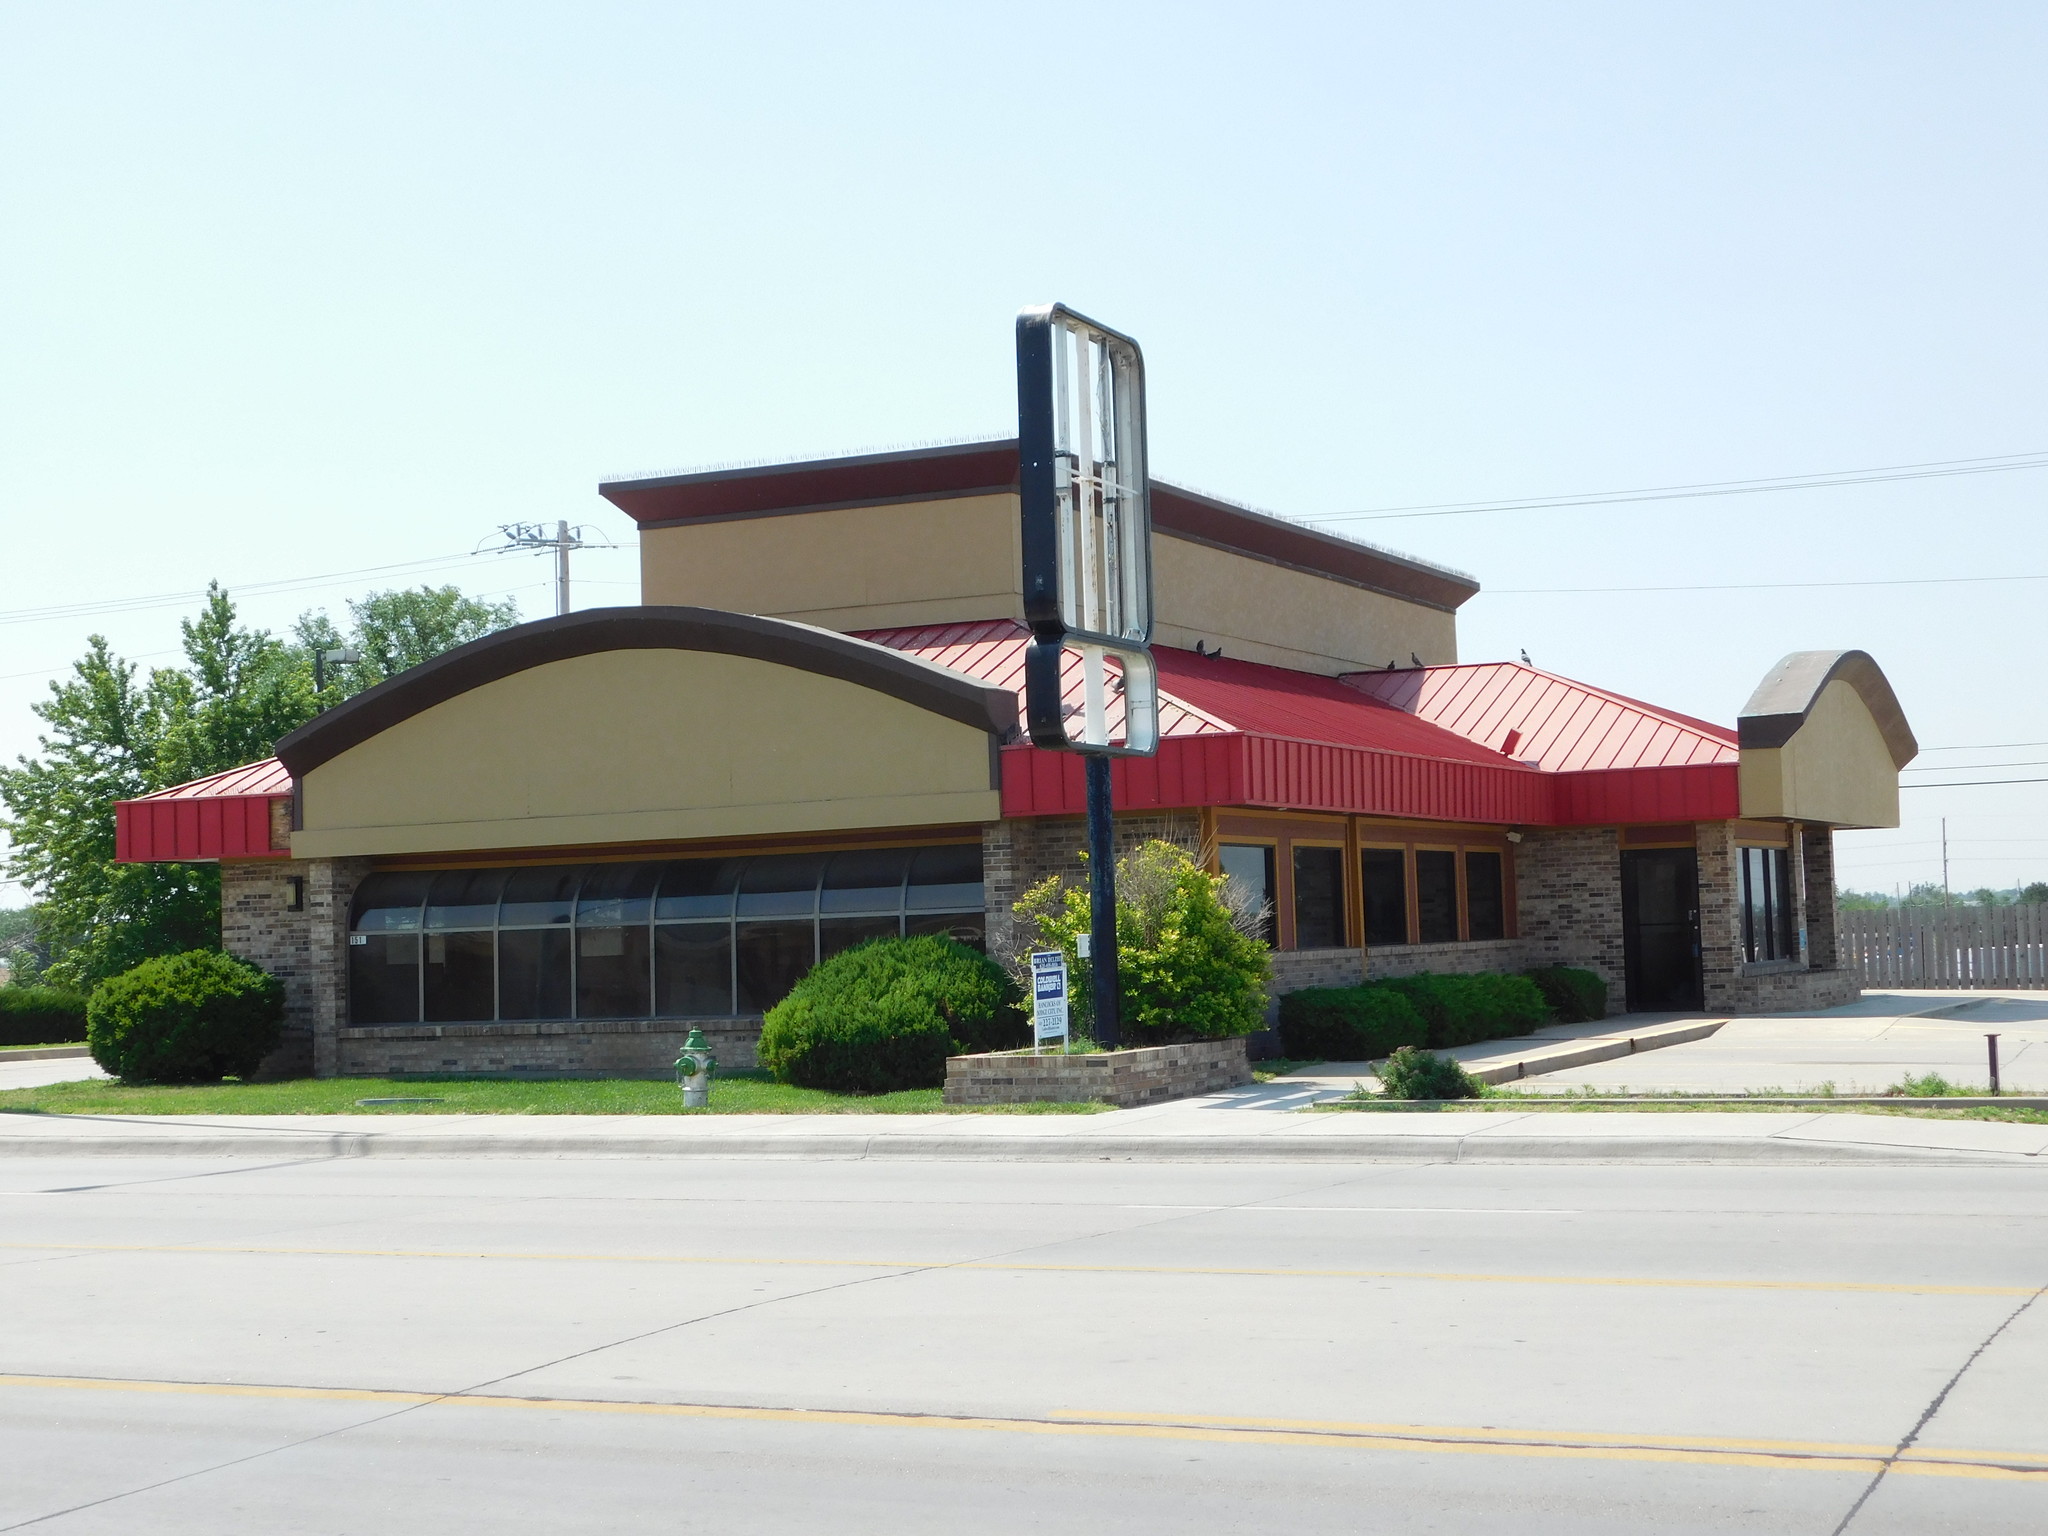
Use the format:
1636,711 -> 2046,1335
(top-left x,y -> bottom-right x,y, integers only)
1620,849 -> 1703,1012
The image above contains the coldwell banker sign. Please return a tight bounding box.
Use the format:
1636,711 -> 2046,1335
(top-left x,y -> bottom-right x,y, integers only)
1030,950 -> 1069,1049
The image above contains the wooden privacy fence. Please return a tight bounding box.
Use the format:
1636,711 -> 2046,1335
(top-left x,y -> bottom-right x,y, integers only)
1839,904 -> 2048,989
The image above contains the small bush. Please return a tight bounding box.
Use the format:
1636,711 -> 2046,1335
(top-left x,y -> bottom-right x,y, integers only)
1525,966 -> 1607,1023
0,985 -> 90,1046
1012,840 -> 1270,1045
1277,986 -> 1426,1060
1377,1046 -> 1481,1100
1378,972 -> 1551,1048
86,951 -> 284,1084
758,935 -> 1026,1093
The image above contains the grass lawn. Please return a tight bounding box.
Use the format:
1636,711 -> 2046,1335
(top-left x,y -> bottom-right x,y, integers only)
0,1071 -> 1111,1117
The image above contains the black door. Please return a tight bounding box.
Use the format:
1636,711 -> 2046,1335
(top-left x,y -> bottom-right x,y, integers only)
1620,849 -> 1703,1012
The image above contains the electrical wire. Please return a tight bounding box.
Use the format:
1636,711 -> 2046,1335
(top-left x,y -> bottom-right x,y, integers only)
1488,572 -> 2048,595
1901,777 -> 2048,788
1309,448 -> 2048,524
1902,760 -> 2048,773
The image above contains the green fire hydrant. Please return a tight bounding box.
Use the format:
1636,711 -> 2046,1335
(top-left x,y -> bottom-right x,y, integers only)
675,1027 -> 717,1109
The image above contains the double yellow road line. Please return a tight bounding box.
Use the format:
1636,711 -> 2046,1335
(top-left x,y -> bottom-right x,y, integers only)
3,1373 -> 2043,1481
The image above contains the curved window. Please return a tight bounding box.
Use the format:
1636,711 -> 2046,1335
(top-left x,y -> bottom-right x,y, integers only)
345,846 -> 984,1027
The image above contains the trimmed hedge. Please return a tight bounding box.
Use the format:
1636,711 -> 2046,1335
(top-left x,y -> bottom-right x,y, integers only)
1525,965 -> 1607,1023
758,935 -> 1027,1093
1277,986 -> 1426,1060
0,986 -> 90,1047
1378,972 -> 1550,1049
86,951 -> 284,1084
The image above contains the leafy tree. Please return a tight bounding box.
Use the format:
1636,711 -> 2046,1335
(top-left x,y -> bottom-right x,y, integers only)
0,905 -> 44,983
1,583 -> 519,991
2025,882 -> 2048,906
293,585 -> 520,701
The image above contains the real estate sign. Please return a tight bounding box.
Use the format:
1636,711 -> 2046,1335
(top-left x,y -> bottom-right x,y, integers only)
1030,950 -> 1069,1048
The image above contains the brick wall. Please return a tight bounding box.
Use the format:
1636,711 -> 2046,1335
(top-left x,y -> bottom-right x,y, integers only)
1699,821 -> 1859,1013
1801,825 -> 1841,970
1514,827 -> 1625,993
340,1018 -> 763,1077
220,860 -> 316,1078
1368,937 -> 1530,979
1268,948 -> 1367,992
944,1036 -> 1250,1107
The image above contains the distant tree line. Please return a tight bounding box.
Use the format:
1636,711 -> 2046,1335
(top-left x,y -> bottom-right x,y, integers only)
1839,881 -> 2048,911
0,583 -> 518,992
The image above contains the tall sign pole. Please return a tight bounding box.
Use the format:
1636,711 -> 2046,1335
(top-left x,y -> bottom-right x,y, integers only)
1016,305 -> 1158,1048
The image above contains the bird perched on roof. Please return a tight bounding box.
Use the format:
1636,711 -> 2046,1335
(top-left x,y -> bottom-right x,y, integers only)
1410,652 -> 1422,667
1194,640 -> 1223,659
1520,649 -> 1533,666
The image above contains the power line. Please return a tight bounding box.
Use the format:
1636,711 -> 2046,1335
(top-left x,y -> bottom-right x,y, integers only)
1901,777 -> 2048,788
1308,448 -> 2048,525
1902,760 -> 2048,773
1489,572 -> 2048,596
1917,740 -> 2048,752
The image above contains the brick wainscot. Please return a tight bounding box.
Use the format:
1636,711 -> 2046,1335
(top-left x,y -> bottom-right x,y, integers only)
943,1036 -> 1252,1108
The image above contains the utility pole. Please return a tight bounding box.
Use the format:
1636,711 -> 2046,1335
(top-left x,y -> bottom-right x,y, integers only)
1942,817 -> 1951,909
488,522 -> 610,616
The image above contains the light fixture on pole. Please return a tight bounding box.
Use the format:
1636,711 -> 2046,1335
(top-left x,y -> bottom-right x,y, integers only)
314,646 -> 362,706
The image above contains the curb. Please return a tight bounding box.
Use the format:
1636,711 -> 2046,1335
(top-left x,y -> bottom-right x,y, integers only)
0,1047 -> 92,1062
0,1129 -> 2027,1165
1467,1020 -> 1728,1085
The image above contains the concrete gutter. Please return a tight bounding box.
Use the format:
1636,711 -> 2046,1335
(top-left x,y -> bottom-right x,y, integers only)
1,1108 -> 2043,1164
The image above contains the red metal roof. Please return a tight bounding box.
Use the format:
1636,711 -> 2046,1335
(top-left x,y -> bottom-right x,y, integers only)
115,759 -> 289,864
1341,662 -> 1737,772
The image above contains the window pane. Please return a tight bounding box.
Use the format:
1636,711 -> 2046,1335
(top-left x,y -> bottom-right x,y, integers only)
1773,848 -> 1796,960
654,859 -> 741,920
500,865 -> 582,928
1741,847 -> 1767,961
904,911 -> 985,949
1466,851 -> 1505,942
905,844 -> 984,912
735,920 -> 816,1012
737,854 -> 826,917
350,872 -> 430,933
424,930 -> 495,1022
820,914 -> 901,959
499,928 -> 571,1019
576,862 -> 658,927
821,849 -> 910,914
1292,846 -> 1345,950
577,924 -> 651,1019
1360,849 -> 1408,946
1415,850 -> 1459,944
348,933 -> 419,1024
655,923 -> 733,1016
1218,844 -> 1275,945
425,869 -> 505,932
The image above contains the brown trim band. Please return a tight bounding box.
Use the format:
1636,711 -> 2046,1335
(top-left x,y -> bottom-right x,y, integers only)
274,607 -> 1021,778
1736,650 -> 1917,767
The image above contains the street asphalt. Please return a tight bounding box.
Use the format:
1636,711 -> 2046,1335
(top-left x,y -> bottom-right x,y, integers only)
1,1153 -> 2043,1533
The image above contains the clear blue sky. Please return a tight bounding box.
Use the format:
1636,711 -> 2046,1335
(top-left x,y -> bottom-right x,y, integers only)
4,2 -> 2045,900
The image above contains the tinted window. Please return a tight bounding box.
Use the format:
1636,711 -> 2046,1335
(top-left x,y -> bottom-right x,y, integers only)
1218,844 -> 1275,945
499,928 -> 571,1020
737,855 -> 825,917
736,921 -> 816,1012
821,848 -> 910,914
655,924 -> 733,1015
425,930 -> 495,1022
351,872 -> 430,933
904,910 -> 985,948
349,932 -> 420,1024
905,844 -> 983,911
820,914 -> 901,959
576,862 -> 657,928
1292,846 -> 1345,949
578,923 -> 651,1018
1415,851 -> 1458,944
1466,851 -> 1505,942
655,860 -> 741,920
425,869 -> 504,932
500,866 -> 581,927
1360,849 -> 1408,946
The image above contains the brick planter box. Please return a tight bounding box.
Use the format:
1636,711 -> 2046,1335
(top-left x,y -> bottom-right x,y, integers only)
943,1036 -> 1252,1108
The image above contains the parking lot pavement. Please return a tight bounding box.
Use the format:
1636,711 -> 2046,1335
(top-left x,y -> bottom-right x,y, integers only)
1515,991 -> 2048,1095
0,1154 -> 2042,1533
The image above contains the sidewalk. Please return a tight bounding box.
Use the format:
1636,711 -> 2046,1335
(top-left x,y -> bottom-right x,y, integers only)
1,1096 -> 2043,1164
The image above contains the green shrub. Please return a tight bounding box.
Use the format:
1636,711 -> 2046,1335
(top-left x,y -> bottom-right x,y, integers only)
1277,986 -> 1426,1060
1525,965 -> 1607,1023
1377,1046 -> 1481,1100
85,951 -> 283,1084
1013,840 -> 1270,1045
1377,972 -> 1551,1048
0,985 -> 90,1046
757,935 -> 1026,1093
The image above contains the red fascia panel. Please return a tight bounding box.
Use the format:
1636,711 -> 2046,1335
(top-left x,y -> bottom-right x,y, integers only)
114,794 -> 288,863
1547,763 -> 1739,825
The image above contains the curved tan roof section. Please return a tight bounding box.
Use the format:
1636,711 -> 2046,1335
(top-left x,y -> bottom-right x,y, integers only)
1737,650 -> 1917,768
276,605 -> 1020,778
